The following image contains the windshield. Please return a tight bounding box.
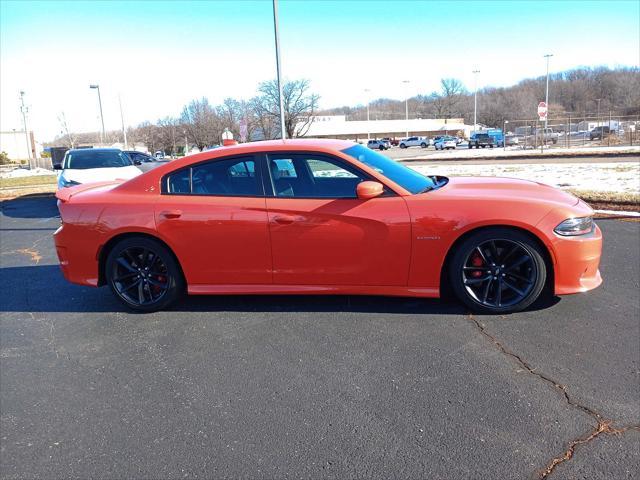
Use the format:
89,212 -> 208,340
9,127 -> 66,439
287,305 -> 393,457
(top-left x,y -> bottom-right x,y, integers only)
341,144 -> 435,194
63,150 -> 133,169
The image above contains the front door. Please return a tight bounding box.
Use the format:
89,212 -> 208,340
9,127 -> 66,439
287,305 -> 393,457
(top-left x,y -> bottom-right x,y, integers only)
155,154 -> 272,286
263,152 -> 412,286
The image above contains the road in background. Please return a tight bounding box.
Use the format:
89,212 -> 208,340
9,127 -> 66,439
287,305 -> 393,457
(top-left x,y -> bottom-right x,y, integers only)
1,195 -> 638,479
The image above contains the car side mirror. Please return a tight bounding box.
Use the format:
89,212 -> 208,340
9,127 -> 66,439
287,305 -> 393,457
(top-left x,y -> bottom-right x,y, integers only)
133,160 -> 142,166
53,164 -> 62,170
356,181 -> 384,200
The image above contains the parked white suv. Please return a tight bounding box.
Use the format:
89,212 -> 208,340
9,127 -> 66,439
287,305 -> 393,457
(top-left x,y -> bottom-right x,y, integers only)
56,148 -> 142,189
398,136 -> 429,149
367,139 -> 390,150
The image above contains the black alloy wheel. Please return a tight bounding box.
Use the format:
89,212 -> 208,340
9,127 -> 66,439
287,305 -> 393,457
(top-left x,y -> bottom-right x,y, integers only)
106,237 -> 183,312
449,229 -> 547,314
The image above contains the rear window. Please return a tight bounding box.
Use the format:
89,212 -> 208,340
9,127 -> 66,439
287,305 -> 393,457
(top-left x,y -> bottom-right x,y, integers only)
63,150 -> 132,169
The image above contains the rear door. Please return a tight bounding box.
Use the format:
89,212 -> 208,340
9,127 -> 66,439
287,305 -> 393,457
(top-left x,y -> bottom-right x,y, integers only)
262,152 -> 412,286
155,154 -> 272,286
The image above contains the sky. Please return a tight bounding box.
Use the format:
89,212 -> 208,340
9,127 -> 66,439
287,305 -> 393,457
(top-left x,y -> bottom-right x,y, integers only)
1,0 -> 638,142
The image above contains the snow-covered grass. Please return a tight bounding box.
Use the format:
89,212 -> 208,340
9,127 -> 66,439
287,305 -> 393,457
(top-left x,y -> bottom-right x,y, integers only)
409,162 -> 640,194
0,167 -> 56,179
389,144 -> 640,161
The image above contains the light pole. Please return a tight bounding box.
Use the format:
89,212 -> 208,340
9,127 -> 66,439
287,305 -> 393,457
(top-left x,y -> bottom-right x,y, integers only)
118,93 -> 128,149
503,120 -> 509,151
472,70 -> 480,133
19,91 -> 32,167
89,84 -> 106,144
364,88 -> 371,140
596,98 -> 602,127
543,54 -> 553,134
272,0 -> 286,140
402,80 -> 410,137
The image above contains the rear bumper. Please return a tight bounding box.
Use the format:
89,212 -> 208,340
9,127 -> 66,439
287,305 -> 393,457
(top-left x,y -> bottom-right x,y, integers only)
552,224 -> 603,295
53,223 -> 101,287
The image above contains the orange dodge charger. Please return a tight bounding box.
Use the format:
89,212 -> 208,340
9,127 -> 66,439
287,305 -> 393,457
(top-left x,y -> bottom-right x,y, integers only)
54,139 -> 602,314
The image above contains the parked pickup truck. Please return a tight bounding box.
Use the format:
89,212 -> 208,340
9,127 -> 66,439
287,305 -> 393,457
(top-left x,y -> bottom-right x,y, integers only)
468,133 -> 496,148
537,128 -> 559,144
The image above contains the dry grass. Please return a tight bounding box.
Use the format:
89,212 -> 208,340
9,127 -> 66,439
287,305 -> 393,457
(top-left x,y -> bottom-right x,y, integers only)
0,175 -> 57,189
566,189 -> 639,207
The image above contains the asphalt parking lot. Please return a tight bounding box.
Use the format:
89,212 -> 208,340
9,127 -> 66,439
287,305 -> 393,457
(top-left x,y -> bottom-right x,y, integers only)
1,194 -> 638,479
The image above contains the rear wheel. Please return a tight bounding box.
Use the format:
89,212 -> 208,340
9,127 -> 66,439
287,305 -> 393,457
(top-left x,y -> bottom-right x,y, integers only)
400,143 -> 407,149
421,143 -> 427,148
448,228 -> 547,314
105,237 -> 184,312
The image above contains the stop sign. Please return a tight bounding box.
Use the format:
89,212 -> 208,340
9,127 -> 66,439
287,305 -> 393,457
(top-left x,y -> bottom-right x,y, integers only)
537,101 -> 547,120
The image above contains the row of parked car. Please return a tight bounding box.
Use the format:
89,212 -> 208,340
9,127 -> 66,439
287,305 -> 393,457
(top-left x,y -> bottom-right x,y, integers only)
367,135 -> 465,151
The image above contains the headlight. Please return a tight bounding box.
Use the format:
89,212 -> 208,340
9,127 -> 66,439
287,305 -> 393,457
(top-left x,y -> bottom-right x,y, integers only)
58,177 -> 80,188
554,216 -> 594,236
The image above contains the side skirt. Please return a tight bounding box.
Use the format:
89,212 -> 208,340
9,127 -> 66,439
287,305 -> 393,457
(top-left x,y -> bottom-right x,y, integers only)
188,284 -> 440,298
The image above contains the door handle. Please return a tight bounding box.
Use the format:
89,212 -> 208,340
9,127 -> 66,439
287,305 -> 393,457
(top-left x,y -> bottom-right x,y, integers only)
159,209 -> 182,219
272,214 -> 297,225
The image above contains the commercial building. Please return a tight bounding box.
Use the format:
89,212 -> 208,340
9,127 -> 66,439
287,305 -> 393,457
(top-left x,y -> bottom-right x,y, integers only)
298,115 -> 474,141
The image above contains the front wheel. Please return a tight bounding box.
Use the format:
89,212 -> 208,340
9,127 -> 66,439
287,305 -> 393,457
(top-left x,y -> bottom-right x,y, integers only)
379,146 -> 385,151
448,228 -> 547,314
105,236 -> 184,312
421,143 -> 427,148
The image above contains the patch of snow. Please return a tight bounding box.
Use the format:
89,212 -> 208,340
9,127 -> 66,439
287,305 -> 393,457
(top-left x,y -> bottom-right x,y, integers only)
0,167 -> 56,179
409,162 -> 640,194
594,209 -> 640,216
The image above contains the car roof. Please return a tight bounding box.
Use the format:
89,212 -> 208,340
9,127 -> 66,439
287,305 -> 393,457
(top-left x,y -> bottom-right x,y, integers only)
66,148 -> 122,153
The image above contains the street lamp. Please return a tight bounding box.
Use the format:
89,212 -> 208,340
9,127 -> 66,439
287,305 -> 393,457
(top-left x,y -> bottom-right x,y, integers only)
364,88 -> 371,140
89,84 -> 106,144
543,54 -> 553,135
503,120 -> 509,151
402,80 -> 410,137
472,70 -> 480,133
272,0 -> 286,140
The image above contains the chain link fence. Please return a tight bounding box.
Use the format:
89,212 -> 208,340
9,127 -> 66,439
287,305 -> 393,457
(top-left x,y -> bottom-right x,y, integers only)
505,114 -> 640,150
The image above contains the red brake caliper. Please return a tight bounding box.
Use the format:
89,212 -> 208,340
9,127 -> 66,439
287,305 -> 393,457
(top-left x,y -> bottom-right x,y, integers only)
470,253 -> 484,277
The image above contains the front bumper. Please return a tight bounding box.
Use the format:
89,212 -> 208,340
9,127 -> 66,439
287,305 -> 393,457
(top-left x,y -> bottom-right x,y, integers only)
551,224 -> 603,295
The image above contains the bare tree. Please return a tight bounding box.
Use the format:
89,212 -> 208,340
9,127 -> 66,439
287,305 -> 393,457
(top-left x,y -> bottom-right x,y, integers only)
180,98 -> 223,150
255,79 -> 320,138
57,112 -> 76,148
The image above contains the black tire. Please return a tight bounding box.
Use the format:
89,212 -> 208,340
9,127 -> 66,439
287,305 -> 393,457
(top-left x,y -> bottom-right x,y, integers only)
105,236 -> 184,312
421,143 -> 427,148
379,145 -> 385,151
400,143 -> 407,149
468,144 -> 472,149
448,228 -> 547,314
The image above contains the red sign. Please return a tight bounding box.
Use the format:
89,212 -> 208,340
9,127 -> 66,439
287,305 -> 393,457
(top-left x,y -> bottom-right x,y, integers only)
537,102 -> 547,120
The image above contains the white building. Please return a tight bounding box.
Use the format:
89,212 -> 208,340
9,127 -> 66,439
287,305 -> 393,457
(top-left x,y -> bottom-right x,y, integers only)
298,115 -> 474,140
0,129 -> 43,160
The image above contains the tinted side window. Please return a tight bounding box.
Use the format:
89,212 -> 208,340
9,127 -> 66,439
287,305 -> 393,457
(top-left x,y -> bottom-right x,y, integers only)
165,157 -> 260,196
266,154 -> 366,199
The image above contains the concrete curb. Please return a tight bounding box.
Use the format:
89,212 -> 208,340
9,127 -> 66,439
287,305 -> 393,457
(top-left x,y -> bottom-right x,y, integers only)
399,151 -> 640,163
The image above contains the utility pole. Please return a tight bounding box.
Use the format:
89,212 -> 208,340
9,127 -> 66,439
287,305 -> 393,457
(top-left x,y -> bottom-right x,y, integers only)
118,93 -> 128,149
89,84 -> 106,144
402,80 -> 410,137
472,70 -> 480,133
272,0 -> 286,140
19,91 -> 32,168
365,88 -> 371,140
544,54 -> 553,134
